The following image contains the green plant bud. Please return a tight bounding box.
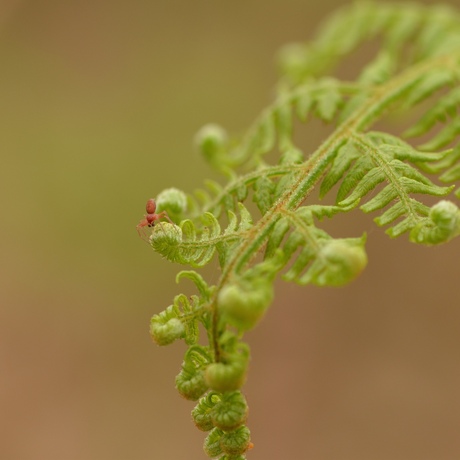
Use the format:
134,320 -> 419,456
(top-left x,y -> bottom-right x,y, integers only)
218,280 -> 274,331
150,317 -> 185,346
203,427 -> 224,458
307,237 -> 368,286
210,391 -> 248,431
156,187 -> 188,221
205,357 -> 248,393
410,200 -> 460,245
220,425 -> 251,456
431,200 -> 460,227
192,393 -> 220,432
175,368 -> 208,401
150,223 -> 183,262
195,123 -> 228,166
277,42 -> 309,81
192,406 -> 214,432
176,346 -> 211,400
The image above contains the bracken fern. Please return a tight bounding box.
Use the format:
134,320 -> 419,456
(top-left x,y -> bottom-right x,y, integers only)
140,2 -> 460,458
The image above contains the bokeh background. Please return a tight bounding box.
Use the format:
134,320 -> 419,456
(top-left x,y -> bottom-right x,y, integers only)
1,0 -> 460,459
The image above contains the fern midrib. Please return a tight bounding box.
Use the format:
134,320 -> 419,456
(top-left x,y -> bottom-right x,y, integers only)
182,233 -> 241,251
352,132 -> 420,226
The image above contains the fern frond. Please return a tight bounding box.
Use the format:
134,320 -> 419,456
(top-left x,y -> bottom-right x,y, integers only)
332,133 -> 455,237
143,3 -> 460,458
263,203 -> 365,286
278,2 -> 460,84
195,79 -> 360,174
149,293 -> 201,346
150,204 -> 256,268
275,208 -> 367,286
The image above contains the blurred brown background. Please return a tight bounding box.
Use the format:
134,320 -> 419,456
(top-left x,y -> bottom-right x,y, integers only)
1,1 -> 460,459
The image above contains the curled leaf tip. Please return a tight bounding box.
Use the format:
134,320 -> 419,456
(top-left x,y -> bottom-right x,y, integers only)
150,317 -> 185,346
410,200 -> 460,245
195,123 -> 228,167
307,236 -> 368,287
150,223 -> 183,261
156,187 -> 188,221
218,279 -> 274,331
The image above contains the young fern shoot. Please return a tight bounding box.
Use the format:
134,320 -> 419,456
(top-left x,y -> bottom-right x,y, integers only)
139,2 -> 460,458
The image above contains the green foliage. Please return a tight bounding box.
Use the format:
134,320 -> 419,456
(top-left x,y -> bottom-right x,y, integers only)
140,2 -> 460,457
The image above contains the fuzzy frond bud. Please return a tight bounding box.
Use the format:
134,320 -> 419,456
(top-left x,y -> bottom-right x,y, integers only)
175,346 -> 211,400
192,393 -> 220,432
210,391 -> 248,431
156,187 -> 188,221
150,317 -> 185,346
217,279 -> 274,331
410,200 -> 460,245
195,123 -> 228,168
203,427 -> 224,458
220,425 -> 251,456
150,223 -> 183,261
307,237 -> 368,287
205,352 -> 249,393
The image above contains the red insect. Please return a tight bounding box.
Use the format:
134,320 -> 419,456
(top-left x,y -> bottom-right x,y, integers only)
136,198 -> 172,240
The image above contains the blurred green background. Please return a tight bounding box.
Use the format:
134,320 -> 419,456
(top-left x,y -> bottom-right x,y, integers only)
1,1 -> 460,459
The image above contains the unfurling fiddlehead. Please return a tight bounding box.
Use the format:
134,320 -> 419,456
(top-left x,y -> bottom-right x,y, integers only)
139,2 -> 460,457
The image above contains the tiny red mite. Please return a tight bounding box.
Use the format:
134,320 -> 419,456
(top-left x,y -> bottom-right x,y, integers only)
136,198 -> 172,240
145,198 -> 156,215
